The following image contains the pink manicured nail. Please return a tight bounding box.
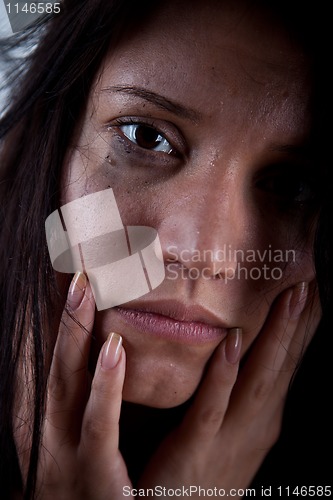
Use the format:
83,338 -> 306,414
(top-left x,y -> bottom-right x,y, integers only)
68,271 -> 86,310
101,332 -> 123,370
225,328 -> 242,364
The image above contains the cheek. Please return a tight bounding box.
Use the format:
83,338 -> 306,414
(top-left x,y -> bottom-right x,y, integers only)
283,247 -> 315,284
235,246 -> 315,353
247,246 -> 315,294
62,148 -> 163,229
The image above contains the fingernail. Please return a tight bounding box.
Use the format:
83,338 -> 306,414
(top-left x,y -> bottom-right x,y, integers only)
289,282 -> 308,320
68,271 -> 86,310
101,332 -> 123,370
225,328 -> 242,364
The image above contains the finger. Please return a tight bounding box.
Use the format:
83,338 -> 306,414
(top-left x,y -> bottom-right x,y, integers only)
79,332 -> 126,478
178,328 -> 242,448
46,271 -> 95,443
281,280 -> 321,375
227,281 -> 311,427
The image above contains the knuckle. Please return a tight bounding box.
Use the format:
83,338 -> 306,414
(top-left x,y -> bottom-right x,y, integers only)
48,375 -> 67,402
251,377 -> 273,404
83,415 -> 108,442
199,408 -> 224,428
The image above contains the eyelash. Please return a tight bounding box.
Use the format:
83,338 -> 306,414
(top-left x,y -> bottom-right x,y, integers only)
110,118 -> 182,158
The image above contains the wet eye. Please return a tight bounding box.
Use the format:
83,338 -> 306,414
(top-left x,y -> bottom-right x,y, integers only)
255,165 -> 317,206
119,123 -> 174,154
259,176 -> 314,203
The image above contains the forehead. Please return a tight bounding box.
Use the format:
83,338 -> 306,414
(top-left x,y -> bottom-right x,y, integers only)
93,0 -> 312,139
104,1 -> 309,79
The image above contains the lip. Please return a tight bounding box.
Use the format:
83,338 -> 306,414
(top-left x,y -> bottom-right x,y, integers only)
114,300 -> 229,345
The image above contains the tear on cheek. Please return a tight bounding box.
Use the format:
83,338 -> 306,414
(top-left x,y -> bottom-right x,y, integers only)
104,154 -> 117,168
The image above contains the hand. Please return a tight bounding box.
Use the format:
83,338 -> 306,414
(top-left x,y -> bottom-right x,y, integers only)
18,274 -> 320,499
138,281 -> 321,498
36,271 -> 134,499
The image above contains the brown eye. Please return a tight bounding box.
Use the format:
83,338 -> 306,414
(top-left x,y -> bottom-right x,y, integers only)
135,126 -> 161,149
119,123 -> 174,154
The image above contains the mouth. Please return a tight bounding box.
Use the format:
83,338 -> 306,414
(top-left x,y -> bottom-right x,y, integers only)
114,300 -> 229,345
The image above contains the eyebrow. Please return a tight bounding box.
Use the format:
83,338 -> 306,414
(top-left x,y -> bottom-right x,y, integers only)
100,85 -> 202,123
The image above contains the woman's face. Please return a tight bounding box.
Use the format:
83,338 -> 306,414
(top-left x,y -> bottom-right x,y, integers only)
62,0 -> 316,408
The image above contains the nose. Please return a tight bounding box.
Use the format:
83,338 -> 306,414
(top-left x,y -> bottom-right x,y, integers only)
160,170 -> 248,280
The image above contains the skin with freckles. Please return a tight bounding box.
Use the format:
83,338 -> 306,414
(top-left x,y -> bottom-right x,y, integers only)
61,0 -> 317,408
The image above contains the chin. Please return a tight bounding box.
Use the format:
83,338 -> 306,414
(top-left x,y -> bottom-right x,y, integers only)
122,385 -> 196,409
121,355 -> 204,409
